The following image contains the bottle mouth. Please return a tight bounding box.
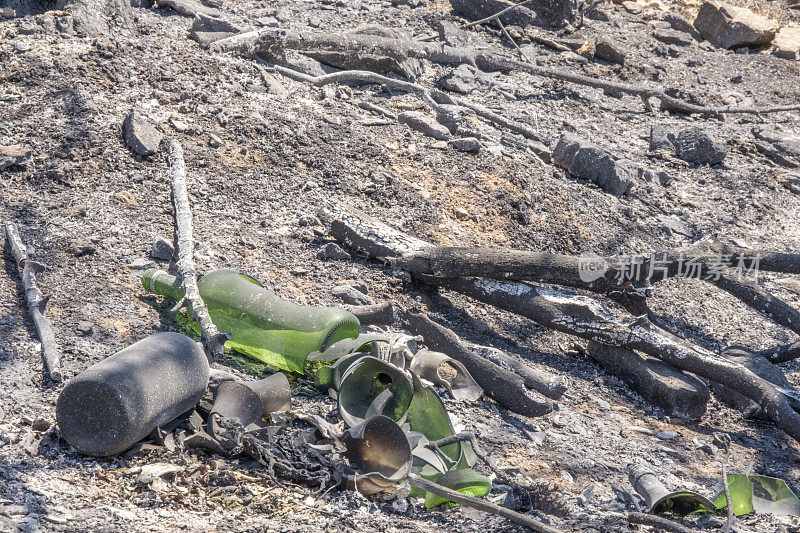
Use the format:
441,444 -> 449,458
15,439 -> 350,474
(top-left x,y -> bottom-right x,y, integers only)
141,268 -> 169,293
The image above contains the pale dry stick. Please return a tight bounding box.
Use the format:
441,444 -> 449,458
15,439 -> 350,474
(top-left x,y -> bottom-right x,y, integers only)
719,433 -> 735,533
408,473 -> 563,533
168,140 -> 227,360
273,66 -> 447,114
211,29 -> 800,115
4,223 -> 62,382
721,460 -> 734,533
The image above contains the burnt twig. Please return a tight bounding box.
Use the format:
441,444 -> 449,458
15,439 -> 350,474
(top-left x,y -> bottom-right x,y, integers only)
168,140 -> 227,360
396,246 -> 800,336
711,271 -> 800,337
408,472 -> 563,533
627,512 -> 698,533
760,340 -> 800,364
426,431 -> 516,484
4,223 -> 62,382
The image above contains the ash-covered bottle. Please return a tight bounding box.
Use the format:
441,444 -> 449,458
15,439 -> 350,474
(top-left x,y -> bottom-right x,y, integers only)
142,269 -> 360,373
56,332 -> 209,457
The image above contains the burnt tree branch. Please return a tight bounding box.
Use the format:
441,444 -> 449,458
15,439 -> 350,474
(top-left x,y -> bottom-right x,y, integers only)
4,223 -> 62,382
212,29 -> 800,115
760,341 -> 800,364
396,246 -> 800,336
168,140 -> 227,360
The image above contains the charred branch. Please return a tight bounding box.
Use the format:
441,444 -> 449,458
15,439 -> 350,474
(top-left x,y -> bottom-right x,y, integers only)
408,472 -> 564,533
4,223 -> 62,382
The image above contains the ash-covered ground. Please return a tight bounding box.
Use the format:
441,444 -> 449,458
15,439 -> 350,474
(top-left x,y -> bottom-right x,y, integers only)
1,0 -> 799,531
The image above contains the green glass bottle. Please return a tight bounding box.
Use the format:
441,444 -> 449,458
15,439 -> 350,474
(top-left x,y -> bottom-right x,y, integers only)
142,269 -> 360,373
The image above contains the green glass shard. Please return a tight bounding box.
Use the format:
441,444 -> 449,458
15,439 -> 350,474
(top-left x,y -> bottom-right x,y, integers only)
406,373 -> 477,468
423,468 -> 492,508
714,474 -> 800,517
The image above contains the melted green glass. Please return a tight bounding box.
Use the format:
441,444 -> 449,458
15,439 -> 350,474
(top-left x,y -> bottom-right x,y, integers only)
142,269 -> 360,373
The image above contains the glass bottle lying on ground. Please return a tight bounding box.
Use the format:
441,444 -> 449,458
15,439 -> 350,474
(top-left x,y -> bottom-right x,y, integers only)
142,269 -> 360,373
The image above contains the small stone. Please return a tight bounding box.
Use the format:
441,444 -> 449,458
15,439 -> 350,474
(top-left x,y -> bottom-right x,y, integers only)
123,111 -> 163,156
663,12 -> 702,40
669,127 -> 727,165
56,15 -> 73,36
115,191 -> 139,206
653,28 -> 694,46
255,16 -> 279,27
31,418 -> 51,432
208,133 -> 222,148
658,446 -> 688,462
594,38 -> 628,65
699,443 -> 718,455
585,6 -> 609,21
70,238 -> 96,257
14,40 -> 30,52
190,13 -> 242,48
449,137 -> 481,152
693,1 -> 777,49
438,64 -> 476,94
453,206 -> 471,220
622,1 -> 642,14
0,145 -> 33,170
752,126 -> 800,168
331,285 -> 375,306
656,430 -> 677,440
317,243 -> 351,261
128,257 -> 156,270
150,237 -> 174,260
773,27 -> 800,60
649,125 -> 672,151
552,414 -> 568,428
1,7 -> 16,18
398,111 -> 451,140
170,118 -> 189,132
76,321 -> 94,336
